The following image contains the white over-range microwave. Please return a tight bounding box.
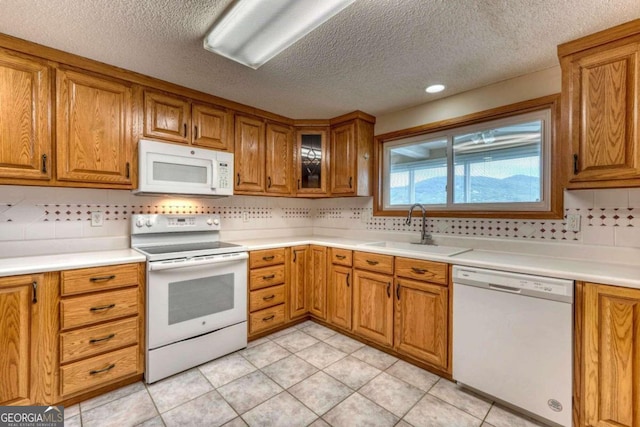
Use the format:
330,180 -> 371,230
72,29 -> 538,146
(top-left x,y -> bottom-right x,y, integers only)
133,139 -> 234,197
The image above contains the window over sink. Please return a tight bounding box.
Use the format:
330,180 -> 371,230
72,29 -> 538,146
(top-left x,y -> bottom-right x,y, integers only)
375,95 -> 562,219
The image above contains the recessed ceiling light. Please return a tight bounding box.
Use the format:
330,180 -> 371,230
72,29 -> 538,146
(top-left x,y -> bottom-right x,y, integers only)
203,0 -> 356,69
425,84 -> 445,93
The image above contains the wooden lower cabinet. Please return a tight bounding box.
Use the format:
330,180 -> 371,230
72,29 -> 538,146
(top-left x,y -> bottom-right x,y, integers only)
0,272 -> 59,405
58,263 -> 144,401
352,269 -> 394,347
327,264 -> 352,330
289,245 -> 309,319
248,248 -> 287,337
394,278 -> 448,370
581,282 -> 640,427
308,245 -> 327,319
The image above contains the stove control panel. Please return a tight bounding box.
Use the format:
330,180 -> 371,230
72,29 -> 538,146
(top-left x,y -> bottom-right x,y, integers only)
131,214 -> 222,234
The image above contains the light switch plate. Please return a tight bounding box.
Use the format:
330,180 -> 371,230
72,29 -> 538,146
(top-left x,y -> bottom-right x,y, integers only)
566,214 -> 581,232
242,211 -> 249,223
91,211 -> 104,227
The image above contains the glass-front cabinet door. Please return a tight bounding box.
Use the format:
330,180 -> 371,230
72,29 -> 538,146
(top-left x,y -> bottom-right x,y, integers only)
295,128 -> 328,196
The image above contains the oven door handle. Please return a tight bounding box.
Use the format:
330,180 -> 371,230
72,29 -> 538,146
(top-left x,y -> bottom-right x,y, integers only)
148,252 -> 248,271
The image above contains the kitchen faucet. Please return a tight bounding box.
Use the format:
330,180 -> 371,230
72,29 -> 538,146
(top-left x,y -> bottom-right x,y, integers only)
405,203 -> 435,245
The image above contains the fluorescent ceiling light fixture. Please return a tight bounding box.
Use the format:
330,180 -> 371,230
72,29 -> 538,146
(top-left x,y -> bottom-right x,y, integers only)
204,0 -> 356,69
425,84 -> 445,93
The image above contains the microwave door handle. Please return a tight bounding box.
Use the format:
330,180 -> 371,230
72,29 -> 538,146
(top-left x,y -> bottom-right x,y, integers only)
211,160 -> 218,189
149,253 -> 248,271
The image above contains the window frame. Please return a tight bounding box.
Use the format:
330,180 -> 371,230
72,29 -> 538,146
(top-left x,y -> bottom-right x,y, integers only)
373,94 -> 564,219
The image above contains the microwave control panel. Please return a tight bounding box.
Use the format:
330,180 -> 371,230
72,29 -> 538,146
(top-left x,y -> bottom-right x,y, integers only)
218,161 -> 230,189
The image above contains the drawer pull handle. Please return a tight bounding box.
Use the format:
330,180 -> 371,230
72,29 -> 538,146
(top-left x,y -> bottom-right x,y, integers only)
90,364 -> 116,375
366,260 -> 379,265
263,274 -> 275,280
411,267 -> 426,274
90,275 -> 116,282
263,255 -> 275,261
335,254 -> 346,260
90,304 -> 116,312
263,315 -> 275,322
89,333 -> 116,344
263,295 -> 276,301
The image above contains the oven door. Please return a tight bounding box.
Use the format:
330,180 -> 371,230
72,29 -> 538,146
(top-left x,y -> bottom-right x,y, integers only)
147,252 -> 248,349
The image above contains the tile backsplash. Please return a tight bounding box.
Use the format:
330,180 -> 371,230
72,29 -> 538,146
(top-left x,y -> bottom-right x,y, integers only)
0,186 -> 638,250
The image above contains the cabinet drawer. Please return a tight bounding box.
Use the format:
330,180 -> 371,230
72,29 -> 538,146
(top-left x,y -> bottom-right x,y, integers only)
250,265 -> 286,290
330,248 -> 353,267
395,257 -> 448,285
249,304 -> 285,334
354,251 -> 394,275
60,317 -> 139,364
60,345 -> 139,397
62,264 -> 139,295
249,248 -> 286,268
61,288 -> 138,330
250,285 -> 285,312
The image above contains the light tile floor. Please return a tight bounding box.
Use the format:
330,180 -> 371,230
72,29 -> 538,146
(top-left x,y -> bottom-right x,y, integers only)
65,320 -> 549,427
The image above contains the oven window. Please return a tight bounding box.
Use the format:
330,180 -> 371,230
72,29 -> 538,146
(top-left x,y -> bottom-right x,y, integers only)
168,273 -> 234,325
153,161 -> 208,183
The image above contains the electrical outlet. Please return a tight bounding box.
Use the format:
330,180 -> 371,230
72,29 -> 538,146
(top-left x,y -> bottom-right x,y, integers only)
91,211 -> 104,227
242,211 -> 249,223
361,210 -> 371,224
566,214 -> 581,232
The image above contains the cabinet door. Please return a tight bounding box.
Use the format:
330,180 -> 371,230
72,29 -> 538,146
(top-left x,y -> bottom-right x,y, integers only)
265,123 -> 293,194
583,283 -> 640,427
143,90 -> 191,144
568,43 -> 640,184
289,245 -> 308,319
234,115 -> 265,192
352,269 -> 394,347
394,278 -> 448,369
328,264 -> 352,330
330,121 -> 356,195
0,49 -> 51,181
192,103 -> 231,150
295,129 -> 328,195
307,245 -> 327,319
0,275 -> 35,405
57,69 -> 133,185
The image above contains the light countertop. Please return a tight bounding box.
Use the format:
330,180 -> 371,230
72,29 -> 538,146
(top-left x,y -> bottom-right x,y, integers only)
0,249 -> 146,277
1,236 -> 638,290
234,235 -> 640,290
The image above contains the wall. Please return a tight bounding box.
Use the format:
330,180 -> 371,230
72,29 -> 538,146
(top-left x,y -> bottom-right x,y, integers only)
374,66 -> 561,135
0,185 -> 638,258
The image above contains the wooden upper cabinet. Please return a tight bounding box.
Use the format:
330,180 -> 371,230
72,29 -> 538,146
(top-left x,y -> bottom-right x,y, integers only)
0,49 -> 51,182
234,114 -> 266,192
265,123 -> 293,194
294,128 -> 328,196
559,23 -> 640,188
329,115 -> 374,196
143,90 -> 191,144
582,283 -> 640,427
192,103 -> 232,151
56,68 -> 133,186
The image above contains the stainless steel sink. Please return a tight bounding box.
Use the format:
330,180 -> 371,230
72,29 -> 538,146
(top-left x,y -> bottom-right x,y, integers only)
359,241 -> 471,256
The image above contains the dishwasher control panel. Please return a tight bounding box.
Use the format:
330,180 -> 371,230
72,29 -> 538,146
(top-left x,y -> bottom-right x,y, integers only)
453,266 -> 574,302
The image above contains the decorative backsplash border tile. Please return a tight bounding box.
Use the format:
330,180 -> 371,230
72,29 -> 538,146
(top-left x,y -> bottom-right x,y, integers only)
0,187 -> 637,248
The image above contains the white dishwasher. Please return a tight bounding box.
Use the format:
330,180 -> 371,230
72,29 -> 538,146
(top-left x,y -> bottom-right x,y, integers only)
452,266 -> 573,427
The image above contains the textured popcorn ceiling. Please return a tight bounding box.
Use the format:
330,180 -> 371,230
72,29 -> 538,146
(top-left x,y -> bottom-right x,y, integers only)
0,0 -> 639,119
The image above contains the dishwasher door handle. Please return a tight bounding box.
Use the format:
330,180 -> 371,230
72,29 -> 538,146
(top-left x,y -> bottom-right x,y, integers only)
488,283 -> 522,294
